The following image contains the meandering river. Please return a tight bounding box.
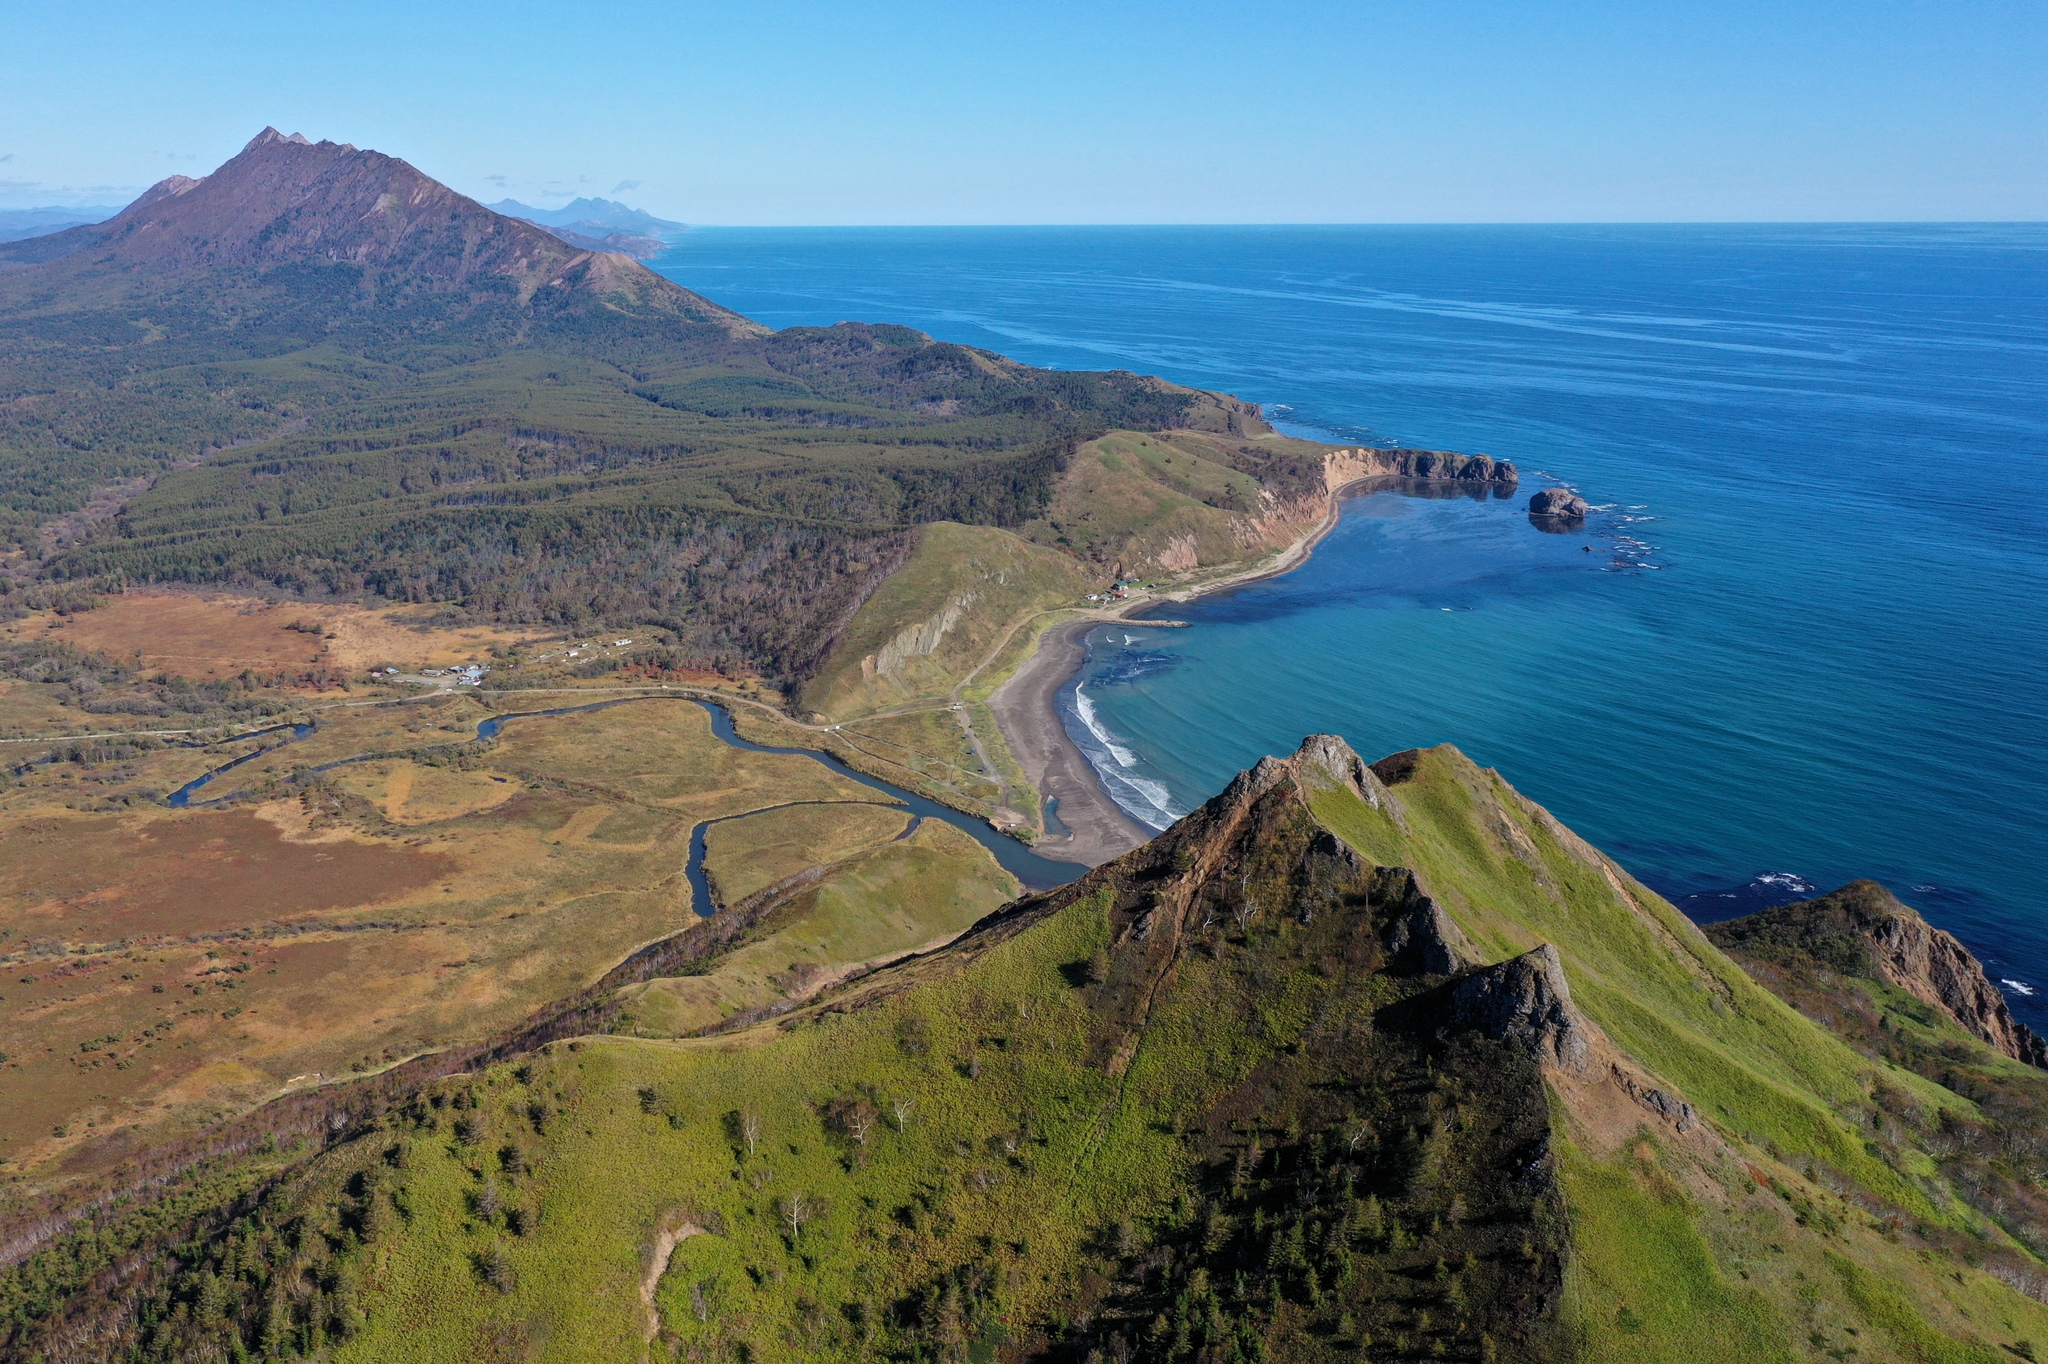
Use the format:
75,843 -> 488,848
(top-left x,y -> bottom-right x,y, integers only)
167,695 -> 1090,913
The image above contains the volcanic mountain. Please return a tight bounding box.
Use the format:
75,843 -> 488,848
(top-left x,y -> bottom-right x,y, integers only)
0,128 -> 751,327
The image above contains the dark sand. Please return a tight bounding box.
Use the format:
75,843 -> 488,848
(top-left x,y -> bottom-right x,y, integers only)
988,619 -> 1148,867
985,483 -> 1364,868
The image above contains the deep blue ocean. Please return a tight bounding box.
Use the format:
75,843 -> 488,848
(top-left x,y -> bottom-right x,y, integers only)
651,226 -> 2048,1022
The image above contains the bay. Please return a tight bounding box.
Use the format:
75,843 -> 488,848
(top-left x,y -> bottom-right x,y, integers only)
651,224 -> 2048,1022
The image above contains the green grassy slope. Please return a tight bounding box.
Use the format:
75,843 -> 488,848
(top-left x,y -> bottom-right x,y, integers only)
1705,887 -> 2048,1275
619,817 -> 1021,1036
803,522 -> 1099,722
1311,746 -> 2048,1360
9,738 -> 2048,1362
1308,749 -> 1962,1202
1016,429 -> 1333,576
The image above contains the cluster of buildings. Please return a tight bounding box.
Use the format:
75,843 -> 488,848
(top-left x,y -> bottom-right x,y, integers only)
1084,579 -> 1143,604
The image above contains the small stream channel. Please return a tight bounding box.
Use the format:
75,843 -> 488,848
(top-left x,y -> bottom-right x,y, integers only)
164,694 -> 1090,914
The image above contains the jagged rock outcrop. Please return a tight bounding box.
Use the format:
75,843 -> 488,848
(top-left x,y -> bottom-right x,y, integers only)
1528,488 -> 1590,520
1605,1066 -> 1700,1134
1709,880 -> 2048,1067
1323,448 -> 1519,492
1372,866 -> 1470,974
1293,732 -> 1410,830
1448,944 -> 1592,1073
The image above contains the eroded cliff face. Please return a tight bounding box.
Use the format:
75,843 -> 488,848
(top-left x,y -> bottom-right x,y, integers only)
1857,889 -> 2048,1065
1210,446 -> 1523,573
1322,447 -> 1519,491
1708,879 -> 2048,1067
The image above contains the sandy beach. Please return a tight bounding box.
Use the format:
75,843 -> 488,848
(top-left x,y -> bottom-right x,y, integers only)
987,618 -> 1150,866
987,478 -> 1363,867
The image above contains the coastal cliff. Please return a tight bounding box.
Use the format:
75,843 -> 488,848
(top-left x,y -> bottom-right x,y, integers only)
1322,445 -> 1519,490
1707,879 -> 2048,1067
1209,445 -> 1520,576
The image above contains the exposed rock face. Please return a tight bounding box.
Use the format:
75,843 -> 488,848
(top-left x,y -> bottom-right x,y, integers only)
1604,1065 -> 1700,1134
1372,866 -> 1470,975
1707,880 -> 2048,1068
865,592 -> 974,679
1861,905 -> 2048,1063
1448,944 -> 1592,1073
1293,732 -> 1408,829
1323,448 -> 1519,493
1528,489 -> 1589,520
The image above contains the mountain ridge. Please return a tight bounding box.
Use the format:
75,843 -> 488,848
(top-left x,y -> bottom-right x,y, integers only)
11,733 -> 2048,1359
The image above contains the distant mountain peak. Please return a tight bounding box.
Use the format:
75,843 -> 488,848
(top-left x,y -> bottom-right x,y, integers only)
485,195 -> 685,238
0,128 -> 752,333
244,127 -> 314,151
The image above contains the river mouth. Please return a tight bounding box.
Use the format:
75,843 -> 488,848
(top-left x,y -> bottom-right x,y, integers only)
163,694 -> 1090,911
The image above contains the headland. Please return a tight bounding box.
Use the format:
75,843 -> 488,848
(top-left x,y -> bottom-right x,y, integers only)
987,450 -> 1500,864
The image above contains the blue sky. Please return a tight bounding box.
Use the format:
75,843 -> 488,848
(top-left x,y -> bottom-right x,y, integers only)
4,0 -> 2043,223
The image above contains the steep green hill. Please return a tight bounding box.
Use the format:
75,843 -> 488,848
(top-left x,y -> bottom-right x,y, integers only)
9,737 -> 2047,1361
1017,428 -> 1331,576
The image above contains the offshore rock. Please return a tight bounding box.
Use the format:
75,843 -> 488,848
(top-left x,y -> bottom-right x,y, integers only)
1449,944 -> 1592,1073
1528,488 -> 1590,520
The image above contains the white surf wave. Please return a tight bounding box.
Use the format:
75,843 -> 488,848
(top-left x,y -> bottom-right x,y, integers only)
1072,685 -> 1138,768
1095,765 -> 1183,831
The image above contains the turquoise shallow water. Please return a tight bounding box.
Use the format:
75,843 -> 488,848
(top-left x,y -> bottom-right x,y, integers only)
652,225 -> 2048,1020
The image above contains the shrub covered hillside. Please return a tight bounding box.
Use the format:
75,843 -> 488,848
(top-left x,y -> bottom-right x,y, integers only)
0,130 -> 1291,688
8,736 -> 2048,1361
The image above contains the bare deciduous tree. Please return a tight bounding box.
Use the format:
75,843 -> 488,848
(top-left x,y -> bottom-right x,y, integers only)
782,1191 -> 809,1239
739,1107 -> 762,1157
892,1098 -> 913,1132
1233,875 -> 1258,930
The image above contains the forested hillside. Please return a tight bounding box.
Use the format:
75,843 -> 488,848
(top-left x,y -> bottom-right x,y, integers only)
0,130 -> 1274,685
